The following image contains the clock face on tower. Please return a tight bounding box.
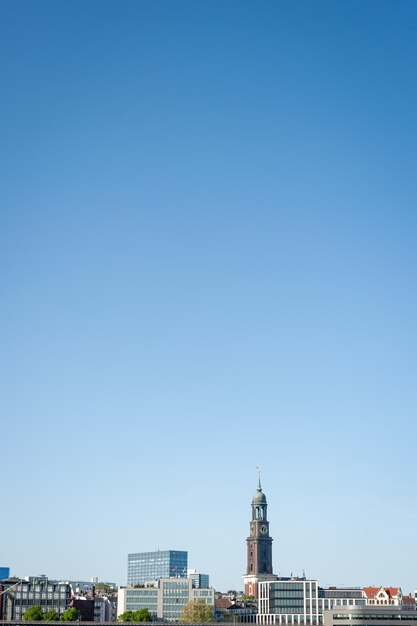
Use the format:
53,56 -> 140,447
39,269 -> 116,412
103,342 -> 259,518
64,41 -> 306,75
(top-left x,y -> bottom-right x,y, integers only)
259,524 -> 268,535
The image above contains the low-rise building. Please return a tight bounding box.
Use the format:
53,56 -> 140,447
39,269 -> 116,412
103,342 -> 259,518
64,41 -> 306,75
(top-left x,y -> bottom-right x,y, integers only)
362,587 -> 402,606
94,596 -> 113,621
254,581 -> 386,626
73,598 -> 95,621
257,578 -> 320,626
0,578 -> 22,620
118,577 -> 214,622
323,605 -> 417,626
403,594 -> 416,611
1,576 -> 72,620
319,588 -> 365,611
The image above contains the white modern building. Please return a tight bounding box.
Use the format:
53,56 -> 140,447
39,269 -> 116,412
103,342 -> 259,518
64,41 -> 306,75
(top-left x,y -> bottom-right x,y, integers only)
252,580 -> 369,626
258,578 -> 320,626
318,587 -> 365,611
323,606 -> 417,626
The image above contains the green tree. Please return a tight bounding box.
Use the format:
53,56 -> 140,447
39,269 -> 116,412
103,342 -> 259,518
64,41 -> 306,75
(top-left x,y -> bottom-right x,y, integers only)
23,606 -> 44,621
95,582 -> 116,593
133,609 -> 151,622
61,608 -> 80,621
44,609 -> 59,621
118,611 -> 135,622
179,600 -> 214,623
218,610 -> 235,622
239,594 -> 254,603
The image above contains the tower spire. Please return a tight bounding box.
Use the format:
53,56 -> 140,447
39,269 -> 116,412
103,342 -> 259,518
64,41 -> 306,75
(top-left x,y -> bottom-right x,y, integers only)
256,466 -> 262,490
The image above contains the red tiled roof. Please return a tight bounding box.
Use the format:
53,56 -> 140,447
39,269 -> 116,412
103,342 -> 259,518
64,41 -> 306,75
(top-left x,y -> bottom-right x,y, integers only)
215,599 -> 234,609
363,587 -> 399,599
386,588 -> 400,596
403,595 -> 415,605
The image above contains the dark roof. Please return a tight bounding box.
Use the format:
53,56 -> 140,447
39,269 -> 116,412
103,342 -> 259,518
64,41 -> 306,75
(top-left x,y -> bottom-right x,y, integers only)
215,599 -> 234,609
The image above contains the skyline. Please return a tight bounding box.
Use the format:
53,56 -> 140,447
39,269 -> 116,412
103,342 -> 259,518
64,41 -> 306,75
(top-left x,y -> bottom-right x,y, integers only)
2,0 -> 417,595
3,473 -> 417,593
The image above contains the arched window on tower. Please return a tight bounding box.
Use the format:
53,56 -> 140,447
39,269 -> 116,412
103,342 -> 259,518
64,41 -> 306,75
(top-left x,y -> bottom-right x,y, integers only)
256,507 -> 264,520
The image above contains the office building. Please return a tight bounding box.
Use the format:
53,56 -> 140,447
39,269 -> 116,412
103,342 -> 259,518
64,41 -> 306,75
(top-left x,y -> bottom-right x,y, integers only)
254,583 -> 402,626
127,550 -> 188,586
1,576 -> 72,620
118,577 -> 214,622
319,588 -> 365,611
323,606 -> 417,626
188,569 -> 210,589
257,578 -> 320,626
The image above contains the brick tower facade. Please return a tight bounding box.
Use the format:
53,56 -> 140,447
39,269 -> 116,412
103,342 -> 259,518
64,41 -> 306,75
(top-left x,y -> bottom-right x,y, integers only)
243,477 -> 277,599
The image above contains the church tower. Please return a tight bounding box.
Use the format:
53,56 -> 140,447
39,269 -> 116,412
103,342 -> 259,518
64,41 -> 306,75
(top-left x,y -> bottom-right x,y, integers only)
243,476 -> 277,599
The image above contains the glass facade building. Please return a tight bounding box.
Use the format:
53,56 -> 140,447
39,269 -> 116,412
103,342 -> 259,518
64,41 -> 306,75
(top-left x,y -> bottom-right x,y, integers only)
255,582 -> 368,626
189,572 -> 210,589
258,579 -> 320,625
127,550 -> 188,585
0,568 -> 10,580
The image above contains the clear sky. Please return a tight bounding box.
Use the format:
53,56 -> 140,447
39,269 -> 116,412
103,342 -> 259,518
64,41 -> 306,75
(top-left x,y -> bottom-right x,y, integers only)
1,0 -> 417,594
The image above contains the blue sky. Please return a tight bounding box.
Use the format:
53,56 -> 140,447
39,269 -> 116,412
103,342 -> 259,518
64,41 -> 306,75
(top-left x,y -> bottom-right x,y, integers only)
1,0 -> 417,593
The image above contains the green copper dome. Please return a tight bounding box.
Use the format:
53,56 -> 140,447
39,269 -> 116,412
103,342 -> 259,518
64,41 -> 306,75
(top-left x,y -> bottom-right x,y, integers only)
252,478 -> 267,504
252,488 -> 266,504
